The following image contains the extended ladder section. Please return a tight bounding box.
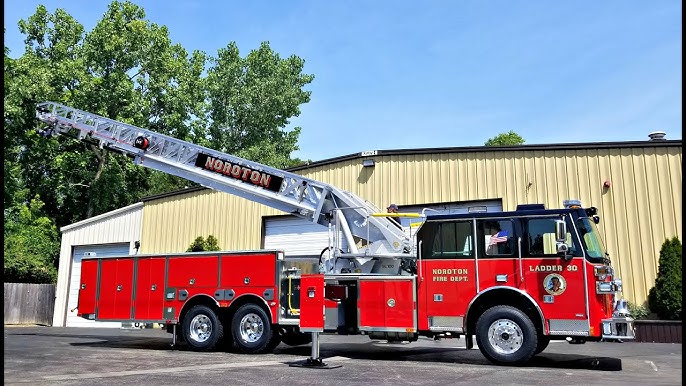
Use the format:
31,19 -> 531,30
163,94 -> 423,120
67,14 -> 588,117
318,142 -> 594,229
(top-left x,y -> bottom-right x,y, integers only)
36,102 -> 413,270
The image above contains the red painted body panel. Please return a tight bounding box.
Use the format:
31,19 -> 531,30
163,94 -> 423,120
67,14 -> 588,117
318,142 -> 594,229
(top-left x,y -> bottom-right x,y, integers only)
359,279 -> 415,329
97,258 -> 134,320
133,257 -> 166,320
358,280 -> 385,327
520,257 -> 586,323
220,253 -> 276,287
299,274 -> 325,331
77,259 -> 99,316
587,264 -> 615,337
167,256 -> 219,288
417,259 -> 477,331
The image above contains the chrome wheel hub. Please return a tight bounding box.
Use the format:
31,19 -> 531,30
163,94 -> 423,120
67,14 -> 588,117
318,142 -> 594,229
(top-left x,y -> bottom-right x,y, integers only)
239,313 -> 264,343
189,314 -> 212,343
487,318 -> 523,354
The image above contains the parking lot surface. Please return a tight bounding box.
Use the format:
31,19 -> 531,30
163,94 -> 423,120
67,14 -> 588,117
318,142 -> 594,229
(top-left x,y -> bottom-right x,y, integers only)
4,326 -> 682,385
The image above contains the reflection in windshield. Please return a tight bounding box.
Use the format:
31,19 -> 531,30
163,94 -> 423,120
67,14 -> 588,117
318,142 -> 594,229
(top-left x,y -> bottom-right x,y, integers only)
577,218 -> 607,263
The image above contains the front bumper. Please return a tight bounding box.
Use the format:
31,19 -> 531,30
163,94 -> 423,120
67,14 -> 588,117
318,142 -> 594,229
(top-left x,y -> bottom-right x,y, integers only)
601,316 -> 635,340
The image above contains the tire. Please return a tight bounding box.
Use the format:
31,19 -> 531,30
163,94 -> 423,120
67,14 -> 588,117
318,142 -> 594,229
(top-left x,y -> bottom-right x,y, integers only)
181,305 -> 224,352
535,336 -> 550,355
475,305 -> 538,366
231,304 -> 274,353
266,330 -> 282,351
281,331 -> 312,347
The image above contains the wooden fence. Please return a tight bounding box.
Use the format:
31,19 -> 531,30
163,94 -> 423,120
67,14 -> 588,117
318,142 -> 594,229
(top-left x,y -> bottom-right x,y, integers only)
634,320 -> 682,343
4,283 -> 56,326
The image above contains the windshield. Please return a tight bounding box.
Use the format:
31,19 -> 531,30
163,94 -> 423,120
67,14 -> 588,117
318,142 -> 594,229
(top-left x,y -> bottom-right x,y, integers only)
576,217 -> 608,263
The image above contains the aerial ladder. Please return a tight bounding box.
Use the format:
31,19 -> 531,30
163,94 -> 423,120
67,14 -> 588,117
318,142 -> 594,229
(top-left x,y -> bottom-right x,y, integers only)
36,102 -> 414,274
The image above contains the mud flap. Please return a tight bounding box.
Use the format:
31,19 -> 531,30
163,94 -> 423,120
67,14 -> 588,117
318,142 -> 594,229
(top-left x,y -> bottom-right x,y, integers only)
465,334 -> 474,349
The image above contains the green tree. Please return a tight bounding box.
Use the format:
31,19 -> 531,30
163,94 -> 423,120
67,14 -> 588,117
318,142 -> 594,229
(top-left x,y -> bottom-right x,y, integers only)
484,131 -> 525,146
4,196 -> 60,283
648,237 -> 682,320
186,235 -> 221,252
4,1 -> 314,282
206,41 -> 314,169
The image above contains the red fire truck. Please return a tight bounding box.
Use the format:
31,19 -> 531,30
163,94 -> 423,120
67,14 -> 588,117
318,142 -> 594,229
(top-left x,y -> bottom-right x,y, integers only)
37,102 -> 635,366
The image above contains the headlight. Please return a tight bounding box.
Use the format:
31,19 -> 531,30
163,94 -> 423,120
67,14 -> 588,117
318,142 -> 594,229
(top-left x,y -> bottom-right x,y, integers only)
596,281 -> 615,293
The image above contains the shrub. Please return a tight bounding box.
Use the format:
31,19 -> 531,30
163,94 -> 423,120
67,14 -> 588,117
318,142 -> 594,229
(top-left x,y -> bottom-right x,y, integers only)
627,301 -> 650,320
186,235 -> 221,252
647,237 -> 682,320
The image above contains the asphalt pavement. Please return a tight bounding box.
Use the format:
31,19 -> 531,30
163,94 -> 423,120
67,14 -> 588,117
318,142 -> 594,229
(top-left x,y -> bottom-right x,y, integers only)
3,325 -> 682,385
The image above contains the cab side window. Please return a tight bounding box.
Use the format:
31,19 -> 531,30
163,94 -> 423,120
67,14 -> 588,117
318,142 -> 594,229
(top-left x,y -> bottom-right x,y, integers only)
525,217 -> 579,256
420,221 -> 473,259
478,219 -> 515,257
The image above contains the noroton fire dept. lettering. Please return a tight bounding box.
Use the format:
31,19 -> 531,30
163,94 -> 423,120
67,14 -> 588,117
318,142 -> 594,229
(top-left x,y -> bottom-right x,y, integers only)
195,153 -> 283,193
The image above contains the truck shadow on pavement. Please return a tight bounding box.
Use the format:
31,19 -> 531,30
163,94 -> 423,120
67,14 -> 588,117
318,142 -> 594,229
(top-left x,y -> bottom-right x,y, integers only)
12,331 -> 621,371
277,342 -> 623,371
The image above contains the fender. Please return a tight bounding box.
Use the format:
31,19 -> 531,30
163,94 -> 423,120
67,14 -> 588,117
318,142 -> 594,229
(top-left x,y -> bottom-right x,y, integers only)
464,286 -> 545,333
228,293 -> 275,322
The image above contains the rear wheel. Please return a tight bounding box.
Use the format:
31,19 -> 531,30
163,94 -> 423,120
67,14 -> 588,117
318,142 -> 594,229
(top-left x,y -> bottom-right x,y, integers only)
231,304 -> 274,353
182,305 -> 224,351
475,305 -> 537,366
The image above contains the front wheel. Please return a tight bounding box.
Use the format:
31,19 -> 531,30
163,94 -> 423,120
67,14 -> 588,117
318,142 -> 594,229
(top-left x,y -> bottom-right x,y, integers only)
535,336 -> 550,355
475,305 -> 538,366
231,303 -> 274,353
182,305 -> 224,351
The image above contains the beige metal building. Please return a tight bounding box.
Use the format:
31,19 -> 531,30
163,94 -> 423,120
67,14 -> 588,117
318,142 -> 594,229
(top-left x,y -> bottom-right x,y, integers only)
139,139 -> 681,307
53,138 -> 681,326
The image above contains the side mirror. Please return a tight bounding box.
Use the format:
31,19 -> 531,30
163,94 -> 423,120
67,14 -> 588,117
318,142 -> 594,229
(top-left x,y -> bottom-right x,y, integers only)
555,220 -> 572,261
555,220 -> 566,242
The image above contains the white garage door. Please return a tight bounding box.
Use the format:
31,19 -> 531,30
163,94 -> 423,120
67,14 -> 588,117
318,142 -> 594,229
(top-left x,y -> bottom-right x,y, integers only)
66,243 -> 131,327
264,216 -> 349,259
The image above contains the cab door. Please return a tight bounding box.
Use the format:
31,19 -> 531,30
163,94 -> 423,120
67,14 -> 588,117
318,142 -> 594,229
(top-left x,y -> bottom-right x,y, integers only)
522,216 -> 586,332
475,218 -> 521,291
417,220 -> 477,332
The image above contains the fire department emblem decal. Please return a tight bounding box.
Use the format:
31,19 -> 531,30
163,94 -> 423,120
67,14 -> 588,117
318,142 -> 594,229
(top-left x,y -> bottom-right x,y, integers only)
543,274 -> 566,296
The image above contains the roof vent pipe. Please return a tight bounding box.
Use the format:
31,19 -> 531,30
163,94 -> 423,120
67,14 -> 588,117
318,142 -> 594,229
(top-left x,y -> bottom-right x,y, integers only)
648,131 -> 666,141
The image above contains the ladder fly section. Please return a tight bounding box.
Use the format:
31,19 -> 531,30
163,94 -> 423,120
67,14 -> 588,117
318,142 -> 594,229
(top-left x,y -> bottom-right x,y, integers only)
36,101 -> 411,262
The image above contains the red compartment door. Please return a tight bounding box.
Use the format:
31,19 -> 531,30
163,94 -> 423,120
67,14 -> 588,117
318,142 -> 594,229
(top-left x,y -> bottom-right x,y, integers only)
359,278 -> 416,330
299,274 -> 325,332
97,258 -> 134,320
77,259 -> 99,316
133,257 -> 166,320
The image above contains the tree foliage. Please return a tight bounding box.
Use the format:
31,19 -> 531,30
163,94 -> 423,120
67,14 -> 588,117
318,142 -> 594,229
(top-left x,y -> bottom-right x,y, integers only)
4,1 -> 314,283
4,196 -> 60,283
186,235 -> 221,252
484,131 -> 525,146
647,237 -> 682,320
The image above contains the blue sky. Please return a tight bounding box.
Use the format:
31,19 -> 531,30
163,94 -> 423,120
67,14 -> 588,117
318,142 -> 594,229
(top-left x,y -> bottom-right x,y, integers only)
4,1 -> 682,162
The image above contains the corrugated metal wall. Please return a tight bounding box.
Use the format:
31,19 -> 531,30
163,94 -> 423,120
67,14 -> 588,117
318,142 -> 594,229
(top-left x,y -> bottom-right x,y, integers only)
54,203 -> 143,327
140,143 -> 681,306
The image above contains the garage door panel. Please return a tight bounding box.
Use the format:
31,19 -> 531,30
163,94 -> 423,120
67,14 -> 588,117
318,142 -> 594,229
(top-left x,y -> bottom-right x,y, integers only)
264,217 -> 348,258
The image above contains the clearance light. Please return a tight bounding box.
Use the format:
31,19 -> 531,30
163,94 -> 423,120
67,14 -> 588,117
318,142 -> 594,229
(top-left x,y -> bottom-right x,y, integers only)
594,266 -> 613,280
563,199 -> 582,209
